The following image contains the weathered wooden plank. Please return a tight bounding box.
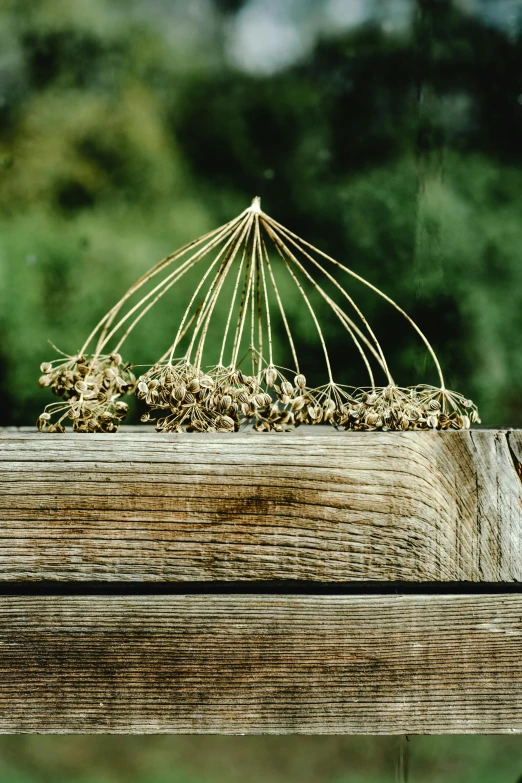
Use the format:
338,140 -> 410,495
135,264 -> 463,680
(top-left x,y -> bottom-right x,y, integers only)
0,429 -> 520,582
0,594 -> 520,734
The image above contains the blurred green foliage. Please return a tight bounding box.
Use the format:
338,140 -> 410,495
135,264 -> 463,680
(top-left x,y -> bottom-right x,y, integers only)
0,735 -> 521,783
0,0 -> 521,424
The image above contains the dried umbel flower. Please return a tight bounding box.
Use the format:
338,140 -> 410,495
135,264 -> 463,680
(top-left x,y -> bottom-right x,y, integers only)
133,360 -> 307,433
37,352 -> 135,433
38,197 -> 479,434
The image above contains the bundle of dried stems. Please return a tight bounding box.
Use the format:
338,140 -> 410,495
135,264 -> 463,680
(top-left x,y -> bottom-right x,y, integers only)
38,198 -> 479,433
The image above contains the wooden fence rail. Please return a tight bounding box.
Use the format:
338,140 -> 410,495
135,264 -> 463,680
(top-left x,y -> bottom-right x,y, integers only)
0,428 -> 521,733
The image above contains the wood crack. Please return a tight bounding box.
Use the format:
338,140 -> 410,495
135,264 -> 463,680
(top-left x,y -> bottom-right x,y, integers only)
506,430 -> 522,485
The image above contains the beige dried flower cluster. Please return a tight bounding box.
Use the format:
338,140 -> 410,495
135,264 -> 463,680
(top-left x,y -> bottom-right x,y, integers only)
37,197 -> 479,433
37,352 -> 135,432
135,361 -> 310,432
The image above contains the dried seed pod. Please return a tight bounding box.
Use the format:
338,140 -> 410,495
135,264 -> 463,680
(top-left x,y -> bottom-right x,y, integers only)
220,394 -> 233,410
187,379 -> 200,394
172,385 -> 186,402
40,362 -> 53,374
281,381 -> 293,396
264,367 -> 277,386
37,414 -> 49,430
75,380 -> 88,394
459,414 -> 471,429
294,374 -> 306,389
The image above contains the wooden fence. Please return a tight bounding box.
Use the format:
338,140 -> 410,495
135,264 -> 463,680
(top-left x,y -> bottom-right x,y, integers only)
0,428 -> 521,733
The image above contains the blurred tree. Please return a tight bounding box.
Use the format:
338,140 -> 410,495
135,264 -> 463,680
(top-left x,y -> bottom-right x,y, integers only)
0,0 -> 521,425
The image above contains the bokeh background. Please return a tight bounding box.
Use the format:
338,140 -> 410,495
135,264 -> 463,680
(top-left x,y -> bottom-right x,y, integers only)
1,0 -> 522,780
1,0 -> 522,425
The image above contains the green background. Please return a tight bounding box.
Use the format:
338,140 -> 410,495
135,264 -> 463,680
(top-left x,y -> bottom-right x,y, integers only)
1,0 -> 522,425
0,736 -> 521,783
1,0 -> 522,779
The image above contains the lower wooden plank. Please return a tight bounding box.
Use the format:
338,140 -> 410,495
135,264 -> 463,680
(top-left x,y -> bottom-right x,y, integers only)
0,594 -> 520,733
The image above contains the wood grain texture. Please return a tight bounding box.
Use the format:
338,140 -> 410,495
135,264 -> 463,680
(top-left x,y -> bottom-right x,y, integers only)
0,429 -> 521,583
0,594 -> 520,734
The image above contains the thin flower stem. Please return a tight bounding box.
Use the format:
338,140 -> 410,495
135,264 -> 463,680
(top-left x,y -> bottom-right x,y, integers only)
95,217 -> 243,354
269,216 -> 445,389
231,238 -> 256,368
264,223 -> 334,384
187,241 -> 239,363
150,298 -> 207,365
112,262 -> 204,356
229,246 -> 252,368
254,216 -> 264,373
81,214 -> 244,357
250,231 -> 257,375
93,218 -> 241,360
193,215 -> 254,369
328,300 -> 376,387
260,237 -> 300,373
262,221 -> 379,386
218,243 -> 248,367
168,215 -> 250,364
256,219 -> 273,368
264,217 -> 394,385
330,308 -> 389,378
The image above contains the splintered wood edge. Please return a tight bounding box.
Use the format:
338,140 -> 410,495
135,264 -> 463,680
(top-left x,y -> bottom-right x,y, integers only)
0,594 -> 520,734
0,429 -> 521,583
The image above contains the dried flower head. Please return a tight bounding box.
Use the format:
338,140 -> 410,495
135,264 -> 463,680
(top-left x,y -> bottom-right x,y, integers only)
38,197 -> 479,433
37,352 -> 135,433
